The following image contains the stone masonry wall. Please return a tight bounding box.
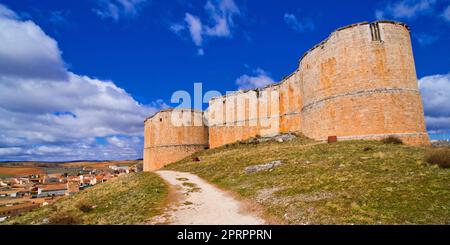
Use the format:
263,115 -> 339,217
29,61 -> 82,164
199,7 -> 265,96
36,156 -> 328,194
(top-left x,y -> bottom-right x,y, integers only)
143,109 -> 209,171
300,21 -> 428,144
207,21 -> 429,148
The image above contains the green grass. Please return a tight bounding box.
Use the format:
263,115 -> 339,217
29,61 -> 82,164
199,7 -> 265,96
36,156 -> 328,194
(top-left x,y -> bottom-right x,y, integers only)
0,174 -> 14,178
166,136 -> 450,224
5,172 -> 168,225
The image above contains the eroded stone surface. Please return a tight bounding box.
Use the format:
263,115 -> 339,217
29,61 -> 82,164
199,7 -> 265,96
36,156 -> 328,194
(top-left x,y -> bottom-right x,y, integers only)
245,160 -> 284,174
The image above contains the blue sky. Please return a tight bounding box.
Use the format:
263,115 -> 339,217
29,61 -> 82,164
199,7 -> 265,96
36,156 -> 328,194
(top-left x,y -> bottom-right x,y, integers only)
0,0 -> 449,161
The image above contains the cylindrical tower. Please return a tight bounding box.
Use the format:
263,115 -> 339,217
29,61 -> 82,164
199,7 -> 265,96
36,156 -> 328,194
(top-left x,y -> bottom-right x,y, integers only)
300,21 -> 429,145
143,109 -> 209,171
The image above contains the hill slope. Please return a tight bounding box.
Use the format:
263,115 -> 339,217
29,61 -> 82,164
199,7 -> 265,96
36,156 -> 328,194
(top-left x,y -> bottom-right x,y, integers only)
6,172 -> 167,225
167,136 -> 450,224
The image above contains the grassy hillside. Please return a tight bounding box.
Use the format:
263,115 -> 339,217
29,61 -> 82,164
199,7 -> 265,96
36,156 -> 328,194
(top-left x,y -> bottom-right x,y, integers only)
5,172 -> 168,225
167,136 -> 450,224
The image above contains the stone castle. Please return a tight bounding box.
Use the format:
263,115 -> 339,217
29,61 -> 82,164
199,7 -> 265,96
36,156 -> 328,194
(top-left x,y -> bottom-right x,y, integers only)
143,21 -> 429,172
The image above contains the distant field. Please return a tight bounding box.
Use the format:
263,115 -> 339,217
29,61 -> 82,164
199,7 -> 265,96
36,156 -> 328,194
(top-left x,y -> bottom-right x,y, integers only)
0,167 -> 44,176
61,160 -> 141,170
0,160 -> 141,177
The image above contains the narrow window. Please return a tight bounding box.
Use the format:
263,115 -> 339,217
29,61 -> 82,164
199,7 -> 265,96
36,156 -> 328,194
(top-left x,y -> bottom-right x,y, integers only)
370,23 -> 382,42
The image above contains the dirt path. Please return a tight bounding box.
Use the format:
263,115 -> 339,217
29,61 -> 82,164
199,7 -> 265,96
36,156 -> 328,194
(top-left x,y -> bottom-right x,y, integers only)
148,170 -> 265,225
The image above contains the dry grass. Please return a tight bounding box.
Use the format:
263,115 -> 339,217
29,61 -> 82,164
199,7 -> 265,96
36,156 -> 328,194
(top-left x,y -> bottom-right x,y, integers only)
47,213 -> 83,225
167,136 -> 450,224
5,172 -> 168,225
382,136 -> 403,145
0,167 -> 44,176
426,148 -> 450,169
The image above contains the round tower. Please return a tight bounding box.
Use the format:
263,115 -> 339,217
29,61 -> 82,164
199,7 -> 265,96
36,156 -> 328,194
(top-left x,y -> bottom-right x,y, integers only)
299,21 -> 429,145
143,109 -> 209,171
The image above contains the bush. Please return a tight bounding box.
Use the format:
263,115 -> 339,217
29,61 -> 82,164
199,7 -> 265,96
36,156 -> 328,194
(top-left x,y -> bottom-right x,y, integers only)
363,146 -> 373,152
77,203 -> 95,213
382,136 -> 403,145
425,148 -> 450,169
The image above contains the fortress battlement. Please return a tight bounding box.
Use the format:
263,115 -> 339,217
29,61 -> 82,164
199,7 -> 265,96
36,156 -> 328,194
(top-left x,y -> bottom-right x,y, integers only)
143,21 -> 429,171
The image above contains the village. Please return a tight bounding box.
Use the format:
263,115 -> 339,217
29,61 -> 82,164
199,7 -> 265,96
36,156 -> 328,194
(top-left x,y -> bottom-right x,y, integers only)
0,164 -> 139,222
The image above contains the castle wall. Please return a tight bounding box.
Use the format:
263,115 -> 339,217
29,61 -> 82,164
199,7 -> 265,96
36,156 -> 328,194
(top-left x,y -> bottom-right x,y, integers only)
144,21 -> 430,171
299,21 -> 429,144
208,84 -> 281,148
207,21 -> 429,148
279,71 -> 302,133
143,109 -> 208,171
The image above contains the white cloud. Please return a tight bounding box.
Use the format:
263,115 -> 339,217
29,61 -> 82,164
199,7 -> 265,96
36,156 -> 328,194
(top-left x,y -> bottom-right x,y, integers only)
204,0 -> 240,37
107,136 -> 127,148
0,15 -> 66,80
0,136 -> 145,161
0,4 -> 18,19
185,13 -> 203,46
170,23 -> 185,34
236,68 -> 276,90
0,4 -> 161,161
94,0 -> 148,21
419,73 -> 450,133
0,147 -> 23,156
443,5 -> 450,22
171,0 -> 241,54
375,0 -> 437,20
283,13 -> 314,33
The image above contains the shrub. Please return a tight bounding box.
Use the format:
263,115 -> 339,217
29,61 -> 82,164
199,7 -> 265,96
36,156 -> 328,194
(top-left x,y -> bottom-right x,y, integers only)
425,148 -> 450,169
363,146 -> 373,152
77,203 -> 94,213
382,136 -> 403,145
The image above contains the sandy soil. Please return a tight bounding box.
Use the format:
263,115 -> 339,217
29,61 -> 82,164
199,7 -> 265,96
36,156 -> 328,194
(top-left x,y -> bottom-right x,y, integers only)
149,170 -> 265,225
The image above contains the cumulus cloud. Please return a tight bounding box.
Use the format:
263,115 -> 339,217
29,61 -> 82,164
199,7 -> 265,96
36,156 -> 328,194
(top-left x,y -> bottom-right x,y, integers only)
419,73 -> 450,134
170,0 -> 241,55
94,0 -> 148,21
236,68 -> 275,90
0,4 -> 161,161
375,0 -> 437,20
283,13 -> 314,33
0,14 -> 67,80
107,136 -> 140,148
